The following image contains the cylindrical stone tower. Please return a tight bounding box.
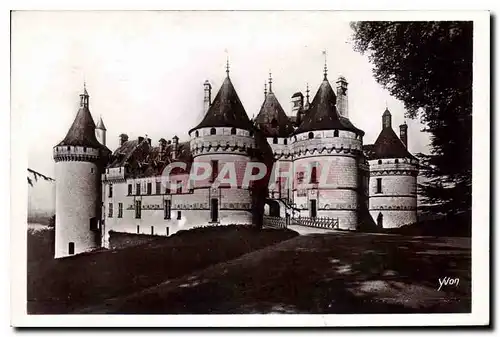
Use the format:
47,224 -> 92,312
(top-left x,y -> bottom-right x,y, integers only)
53,85 -> 109,258
367,108 -> 418,228
292,71 -> 364,230
188,64 -> 256,225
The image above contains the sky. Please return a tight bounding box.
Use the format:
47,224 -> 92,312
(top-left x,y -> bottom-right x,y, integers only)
12,11 -> 430,214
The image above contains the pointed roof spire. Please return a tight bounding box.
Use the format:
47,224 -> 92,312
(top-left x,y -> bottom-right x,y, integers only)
306,83 -> 310,103
190,70 -> 253,133
226,56 -> 230,77
264,82 -> 268,96
268,70 -> 273,93
96,115 -> 106,130
322,49 -> 328,80
56,88 -> 102,148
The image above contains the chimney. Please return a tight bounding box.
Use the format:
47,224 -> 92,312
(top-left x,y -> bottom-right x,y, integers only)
336,75 -> 348,118
204,80 -> 212,114
171,135 -> 179,160
290,92 -> 304,119
400,123 -> 408,148
119,133 -> 129,146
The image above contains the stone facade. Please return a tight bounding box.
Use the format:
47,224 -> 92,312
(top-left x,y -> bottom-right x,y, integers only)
54,67 -> 419,257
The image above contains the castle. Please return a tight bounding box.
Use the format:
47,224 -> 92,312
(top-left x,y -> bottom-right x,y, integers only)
53,62 -> 419,258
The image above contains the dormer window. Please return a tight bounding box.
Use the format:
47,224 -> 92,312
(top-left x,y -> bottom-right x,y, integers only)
210,128 -> 216,135
231,127 -> 236,135
195,131 -> 199,137
308,132 -> 314,139
378,160 -> 382,164
273,137 -> 278,144
271,118 -> 278,128
334,130 -> 339,137
284,138 -> 288,145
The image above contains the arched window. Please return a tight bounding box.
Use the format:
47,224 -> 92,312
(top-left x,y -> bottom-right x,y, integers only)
378,159 -> 382,164
308,132 -> 314,139
273,137 -> 278,144
334,130 -> 339,137
231,127 -> 236,135
395,159 -> 399,164
195,131 -> 199,137
284,138 -> 288,145
210,128 -> 216,135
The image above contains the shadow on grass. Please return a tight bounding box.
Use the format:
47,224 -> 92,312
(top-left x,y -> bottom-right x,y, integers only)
95,233 -> 471,314
27,226 -> 298,314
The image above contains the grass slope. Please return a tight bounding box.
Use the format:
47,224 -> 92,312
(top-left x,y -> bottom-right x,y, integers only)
27,226 -> 298,314
81,232 -> 471,314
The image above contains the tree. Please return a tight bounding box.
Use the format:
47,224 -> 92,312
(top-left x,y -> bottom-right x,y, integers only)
27,168 -> 54,186
350,21 -> 472,216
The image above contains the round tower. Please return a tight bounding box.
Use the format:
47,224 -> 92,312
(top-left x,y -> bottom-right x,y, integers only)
53,85 -> 109,258
188,63 -> 256,226
291,66 -> 364,230
367,108 -> 418,228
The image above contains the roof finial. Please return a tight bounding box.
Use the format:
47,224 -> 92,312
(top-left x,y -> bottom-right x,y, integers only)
83,80 -> 88,95
225,51 -> 230,77
268,70 -> 273,93
322,49 -> 328,80
264,82 -> 268,96
306,82 -> 310,103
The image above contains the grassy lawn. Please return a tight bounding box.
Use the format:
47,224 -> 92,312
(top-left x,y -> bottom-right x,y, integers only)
80,232 -> 471,314
27,226 -> 298,314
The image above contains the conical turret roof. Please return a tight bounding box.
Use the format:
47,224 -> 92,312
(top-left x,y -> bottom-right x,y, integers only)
96,116 -> 106,130
295,77 -> 363,136
254,91 -> 294,137
56,89 -> 103,148
190,74 -> 253,133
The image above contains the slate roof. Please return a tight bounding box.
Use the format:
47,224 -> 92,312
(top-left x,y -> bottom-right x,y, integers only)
294,77 -> 364,136
56,105 -> 104,148
254,91 -> 295,137
190,75 -> 253,133
107,138 -> 193,178
96,116 -> 106,130
364,127 -> 414,160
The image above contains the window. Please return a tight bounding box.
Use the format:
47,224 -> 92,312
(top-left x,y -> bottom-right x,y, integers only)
284,138 -> 287,145
136,183 -> 141,195
271,118 -> 278,128
90,217 -> 98,231
195,131 -> 199,137
273,137 -> 278,144
249,131 -> 254,137
137,225 -> 140,234
90,168 -> 94,173
310,200 -> 317,218
83,147 -> 87,152
156,181 -> 161,194
176,181 -> 182,194
147,182 -> 152,195
334,130 -> 339,137
310,165 -> 318,184
378,159 -> 382,164
67,146 -> 70,151
297,171 -> 305,184
108,184 -> 113,198
68,242 -> 75,255
210,128 -> 216,135
376,178 -> 382,194
308,132 -> 314,139
108,203 -> 113,217
128,184 -> 132,195
231,127 -> 236,135
211,198 -> 219,222
166,227 -> 170,236
165,187 -> 171,195
151,226 -> 154,235
118,203 -> 123,218
177,211 -> 182,220
164,200 -> 171,219
135,200 -> 142,219
210,160 -> 219,183
395,159 -> 399,164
